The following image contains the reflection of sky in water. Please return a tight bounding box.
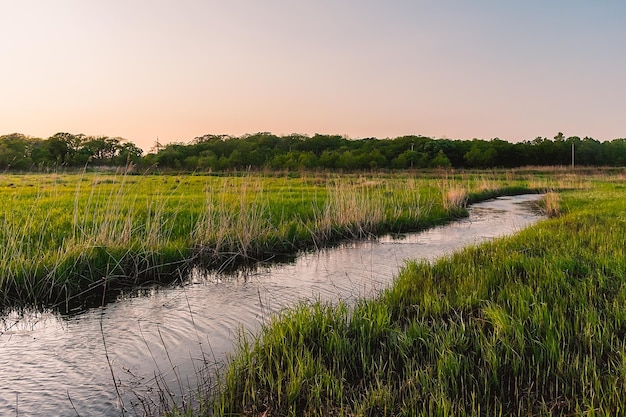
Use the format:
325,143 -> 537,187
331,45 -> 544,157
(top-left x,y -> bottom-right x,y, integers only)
0,194 -> 543,416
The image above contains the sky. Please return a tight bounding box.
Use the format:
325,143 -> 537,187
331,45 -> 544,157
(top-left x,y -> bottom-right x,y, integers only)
1,1 -> 625,152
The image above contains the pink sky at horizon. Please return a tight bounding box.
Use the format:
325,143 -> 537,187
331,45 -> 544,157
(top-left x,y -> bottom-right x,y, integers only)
2,1 -> 625,152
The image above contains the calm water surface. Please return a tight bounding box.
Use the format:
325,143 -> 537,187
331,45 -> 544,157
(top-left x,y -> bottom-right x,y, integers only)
0,194 -> 544,416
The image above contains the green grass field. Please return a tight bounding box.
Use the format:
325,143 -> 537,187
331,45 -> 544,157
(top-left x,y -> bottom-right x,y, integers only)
206,171 -> 626,416
0,169 -> 558,310
2,168 -> 623,415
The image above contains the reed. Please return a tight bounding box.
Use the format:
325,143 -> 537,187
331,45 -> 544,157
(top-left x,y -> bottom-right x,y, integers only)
437,175 -> 470,215
0,170 -> 574,309
538,191 -> 562,218
442,186 -> 469,214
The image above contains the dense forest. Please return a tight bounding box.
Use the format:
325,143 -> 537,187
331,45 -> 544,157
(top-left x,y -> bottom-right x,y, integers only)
1,131 -> 625,171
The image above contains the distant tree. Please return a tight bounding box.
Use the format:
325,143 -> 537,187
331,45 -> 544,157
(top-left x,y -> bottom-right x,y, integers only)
295,134 -> 345,156
0,133 -> 32,169
337,151 -> 357,170
298,152 -> 318,169
488,138 -> 517,167
29,140 -> 52,168
82,136 -> 122,162
391,150 -> 427,169
319,150 -> 340,169
155,144 -> 186,169
116,142 -> 143,165
363,149 -> 387,169
268,153 -> 288,170
464,142 -> 497,167
430,150 -> 452,168
603,139 -> 626,165
390,153 -> 408,169
227,149 -> 244,169
48,132 -> 86,164
577,137 -> 602,165
46,134 -> 71,164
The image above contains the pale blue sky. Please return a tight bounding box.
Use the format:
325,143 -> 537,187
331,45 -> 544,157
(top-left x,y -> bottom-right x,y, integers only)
1,1 -> 625,151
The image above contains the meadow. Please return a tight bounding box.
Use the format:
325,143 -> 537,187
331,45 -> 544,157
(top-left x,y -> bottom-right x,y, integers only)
1,167 -> 622,416
205,171 -> 626,416
0,169 -> 561,310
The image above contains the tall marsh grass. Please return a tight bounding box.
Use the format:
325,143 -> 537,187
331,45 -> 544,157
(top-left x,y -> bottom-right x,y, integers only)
538,191 -> 562,217
0,170 -> 578,309
442,186 -> 469,214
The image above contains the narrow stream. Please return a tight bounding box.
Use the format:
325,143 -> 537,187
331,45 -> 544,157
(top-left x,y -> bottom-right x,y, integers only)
0,194 -> 544,416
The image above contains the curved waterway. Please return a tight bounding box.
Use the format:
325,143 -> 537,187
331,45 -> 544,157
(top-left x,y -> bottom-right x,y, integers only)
0,194 -> 544,416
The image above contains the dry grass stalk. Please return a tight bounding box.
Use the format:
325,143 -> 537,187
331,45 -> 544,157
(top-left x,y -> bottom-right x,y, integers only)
540,191 -> 562,218
442,186 -> 468,212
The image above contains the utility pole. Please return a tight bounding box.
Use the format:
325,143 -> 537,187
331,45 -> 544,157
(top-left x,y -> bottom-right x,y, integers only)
571,141 -> 575,168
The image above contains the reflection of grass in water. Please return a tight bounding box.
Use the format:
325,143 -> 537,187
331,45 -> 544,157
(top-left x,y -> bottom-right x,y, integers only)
212,178 -> 626,416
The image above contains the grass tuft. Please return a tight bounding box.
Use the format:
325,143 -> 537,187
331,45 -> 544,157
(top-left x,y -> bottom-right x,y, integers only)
538,191 -> 562,217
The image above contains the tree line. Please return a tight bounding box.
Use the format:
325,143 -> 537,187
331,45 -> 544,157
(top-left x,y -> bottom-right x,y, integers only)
0,132 -> 143,170
1,131 -> 626,171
